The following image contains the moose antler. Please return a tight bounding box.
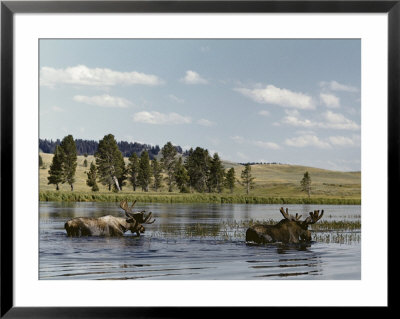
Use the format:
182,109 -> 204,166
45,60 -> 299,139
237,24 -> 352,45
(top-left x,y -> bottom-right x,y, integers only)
279,207 -> 302,221
303,210 -> 324,225
120,200 -> 136,219
142,211 -> 155,224
119,200 -> 156,224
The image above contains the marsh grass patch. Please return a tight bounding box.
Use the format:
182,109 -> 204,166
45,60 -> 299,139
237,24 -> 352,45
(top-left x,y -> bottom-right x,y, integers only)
147,219 -> 361,244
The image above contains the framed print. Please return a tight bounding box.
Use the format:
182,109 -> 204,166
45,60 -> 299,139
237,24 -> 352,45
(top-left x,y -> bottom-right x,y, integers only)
1,0 -> 396,317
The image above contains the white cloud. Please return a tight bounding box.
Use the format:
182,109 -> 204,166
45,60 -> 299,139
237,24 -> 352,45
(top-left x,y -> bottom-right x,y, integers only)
328,136 -> 354,146
282,110 -> 316,128
231,135 -> 281,150
51,106 -> 64,112
320,80 -> 358,93
281,110 -> 360,131
235,85 -> 315,110
197,118 -> 215,126
231,136 -> 245,144
320,93 -> 340,108
73,94 -> 132,108
181,70 -> 208,84
323,111 -> 360,130
285,135 -> 331,149
40,65 -> 163,87
295,130 -> 316,135
168,94 -> 185,104
132,111 -> 192,125
253,140 -> 281,150
285,133 -> 360,150
328,134 -> 361,147
258,110 -> 270,116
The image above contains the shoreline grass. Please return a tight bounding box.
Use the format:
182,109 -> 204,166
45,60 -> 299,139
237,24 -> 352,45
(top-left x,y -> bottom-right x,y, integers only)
39,190 -> 361,205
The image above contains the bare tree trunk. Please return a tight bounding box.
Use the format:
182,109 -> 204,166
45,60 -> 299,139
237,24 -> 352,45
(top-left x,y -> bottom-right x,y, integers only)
112,176 -> 121,191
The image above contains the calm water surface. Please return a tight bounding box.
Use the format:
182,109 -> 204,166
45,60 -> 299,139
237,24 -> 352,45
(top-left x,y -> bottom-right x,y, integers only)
39,202 -> 361,280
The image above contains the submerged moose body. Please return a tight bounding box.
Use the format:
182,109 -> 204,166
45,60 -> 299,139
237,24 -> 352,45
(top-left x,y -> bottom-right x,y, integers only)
64,200 -> 155,237
246,207 -> 324,244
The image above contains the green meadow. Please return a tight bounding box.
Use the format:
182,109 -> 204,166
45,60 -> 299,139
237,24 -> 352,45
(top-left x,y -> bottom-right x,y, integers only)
39,152 -> 361,204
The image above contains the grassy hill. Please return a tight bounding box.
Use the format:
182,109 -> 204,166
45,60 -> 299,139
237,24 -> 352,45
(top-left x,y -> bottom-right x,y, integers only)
39,153 -> 361,204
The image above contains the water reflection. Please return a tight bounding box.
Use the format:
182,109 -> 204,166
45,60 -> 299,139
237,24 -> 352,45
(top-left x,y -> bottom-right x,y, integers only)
245,242 -> 324,278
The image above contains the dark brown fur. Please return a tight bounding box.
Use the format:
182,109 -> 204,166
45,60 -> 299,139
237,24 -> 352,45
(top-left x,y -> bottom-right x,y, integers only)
245,207 -> 323,244
246,220 -> 311,244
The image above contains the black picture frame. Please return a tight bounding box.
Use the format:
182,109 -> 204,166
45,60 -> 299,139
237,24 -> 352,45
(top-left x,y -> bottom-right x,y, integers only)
1,0 -> 395,317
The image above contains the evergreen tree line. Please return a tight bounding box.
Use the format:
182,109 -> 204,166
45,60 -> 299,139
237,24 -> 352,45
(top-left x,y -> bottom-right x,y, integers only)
46,133 -> 313,197
85,139 -> 239,194
39,138 -> 182,159
46,134 -> 242,194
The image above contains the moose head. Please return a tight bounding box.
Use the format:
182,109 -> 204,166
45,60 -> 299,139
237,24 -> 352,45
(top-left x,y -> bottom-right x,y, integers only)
119,199 -> 155,235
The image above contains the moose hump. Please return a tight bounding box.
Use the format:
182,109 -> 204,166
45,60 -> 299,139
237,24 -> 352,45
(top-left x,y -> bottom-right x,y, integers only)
245,207 -> 324,244
64,200 -> 155,237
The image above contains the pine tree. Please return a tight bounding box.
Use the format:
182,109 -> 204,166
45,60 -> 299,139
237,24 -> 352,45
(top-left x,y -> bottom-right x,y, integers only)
209,153 -> 225,193
161,142 -> 177,192
225,167 -> 236,193
128,152 -> 139,191
240,164 -> 255,195
116,159 -> 127,192
185,147 -> 211,193
47,145 -> 64,191
39,154 -> 43,168
94,134 -> 125,192
83,159 -> 88,167
151,158 -> 163,191
300,171 -> 312,198
86,162 -> 99,191
137,151 -> 152,192
60,135 -> 78,191
174,157 -> 190,193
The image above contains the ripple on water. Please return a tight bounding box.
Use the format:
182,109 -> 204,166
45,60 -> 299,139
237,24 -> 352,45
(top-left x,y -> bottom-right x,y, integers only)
39,202 -> 361,280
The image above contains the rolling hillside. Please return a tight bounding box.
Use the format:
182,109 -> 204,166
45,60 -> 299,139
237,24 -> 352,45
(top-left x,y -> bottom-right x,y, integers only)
39,153 -> 360,200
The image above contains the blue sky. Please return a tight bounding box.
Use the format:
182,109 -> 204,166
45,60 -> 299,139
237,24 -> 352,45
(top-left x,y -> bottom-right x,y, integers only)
40,39 -> 361,171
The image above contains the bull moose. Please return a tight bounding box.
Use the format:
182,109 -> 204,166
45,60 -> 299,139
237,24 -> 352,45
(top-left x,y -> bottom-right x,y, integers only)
245,207 -> 324,244
64,200 -> 155,237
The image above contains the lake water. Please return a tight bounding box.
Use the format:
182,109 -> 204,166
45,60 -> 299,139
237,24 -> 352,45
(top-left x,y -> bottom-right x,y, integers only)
39,202 -> 361,280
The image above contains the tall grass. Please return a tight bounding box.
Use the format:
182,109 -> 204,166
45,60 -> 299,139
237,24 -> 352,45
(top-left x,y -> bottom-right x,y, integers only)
148,218 -> 361,244
39,190 -> 361,205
